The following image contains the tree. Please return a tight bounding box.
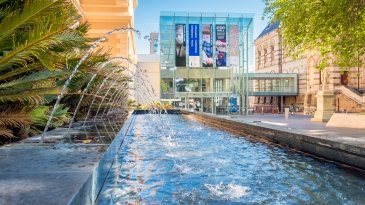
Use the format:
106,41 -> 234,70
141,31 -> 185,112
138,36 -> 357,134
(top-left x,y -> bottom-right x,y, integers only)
264,0 -> 365,71
0,0 -> 128,143
160,79 -> 169,93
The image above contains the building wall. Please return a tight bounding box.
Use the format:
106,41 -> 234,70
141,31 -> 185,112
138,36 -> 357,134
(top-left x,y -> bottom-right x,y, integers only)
160,12 -> 254,114
73,0 -> 138,102
255,26 -> 365,113
79,0 -> 138,62
136,54 -> 160,105
254,27 -> 307,111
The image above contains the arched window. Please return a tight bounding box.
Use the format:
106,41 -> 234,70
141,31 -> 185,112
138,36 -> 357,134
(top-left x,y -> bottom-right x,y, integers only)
264,49 -> 267,66
270,46 -> 275,64
257,51 -> 261,68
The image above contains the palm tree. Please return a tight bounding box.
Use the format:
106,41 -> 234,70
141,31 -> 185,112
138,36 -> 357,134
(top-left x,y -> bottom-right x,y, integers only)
0,0 -> 117,143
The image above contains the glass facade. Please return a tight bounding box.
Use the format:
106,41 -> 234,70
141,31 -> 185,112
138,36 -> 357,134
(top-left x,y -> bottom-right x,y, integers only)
160,12 -> 254,114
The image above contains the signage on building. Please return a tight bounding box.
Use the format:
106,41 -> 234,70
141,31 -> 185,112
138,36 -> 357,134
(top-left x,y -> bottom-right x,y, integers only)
189,24 -> 200,67
216,25 -> 227,67
229,25 -> 239,67
202,24 -> 213,67
175,24 -> 186,67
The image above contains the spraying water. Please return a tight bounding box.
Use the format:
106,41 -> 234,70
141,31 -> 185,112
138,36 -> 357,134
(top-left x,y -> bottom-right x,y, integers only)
41,27 -> 140,142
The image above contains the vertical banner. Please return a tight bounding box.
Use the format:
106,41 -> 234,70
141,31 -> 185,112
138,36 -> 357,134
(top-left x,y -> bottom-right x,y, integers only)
175,24 -> 186,67
216,25 -> 227,67
202,24 -> 213,67
229,25 -> 239,67
189,24 -> 200,67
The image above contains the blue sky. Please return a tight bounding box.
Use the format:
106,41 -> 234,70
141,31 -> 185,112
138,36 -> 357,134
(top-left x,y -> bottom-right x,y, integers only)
134,0 -> 269,54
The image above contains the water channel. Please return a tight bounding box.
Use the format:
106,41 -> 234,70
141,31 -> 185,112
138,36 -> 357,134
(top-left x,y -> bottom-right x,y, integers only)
97,114 -> 365,204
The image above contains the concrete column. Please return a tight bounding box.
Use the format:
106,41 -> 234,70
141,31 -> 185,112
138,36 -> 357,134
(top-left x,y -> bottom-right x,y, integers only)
311,90 -> 334,122
210,78 -> 214,92
211,97 -> 214,114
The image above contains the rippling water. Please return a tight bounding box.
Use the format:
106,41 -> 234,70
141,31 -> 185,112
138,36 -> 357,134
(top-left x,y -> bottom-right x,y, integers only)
97,114 -> 365,204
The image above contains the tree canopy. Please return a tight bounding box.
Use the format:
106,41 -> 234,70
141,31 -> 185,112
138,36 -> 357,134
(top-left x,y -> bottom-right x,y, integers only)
264,0 -> 365,69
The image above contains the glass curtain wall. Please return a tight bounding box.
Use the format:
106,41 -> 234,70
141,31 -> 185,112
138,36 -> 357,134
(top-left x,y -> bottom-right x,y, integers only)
160,12 -> 254,114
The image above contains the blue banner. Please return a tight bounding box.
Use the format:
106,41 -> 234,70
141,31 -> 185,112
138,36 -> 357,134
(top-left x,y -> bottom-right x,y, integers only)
189,24 -> 199,56
189,24 -> 200,67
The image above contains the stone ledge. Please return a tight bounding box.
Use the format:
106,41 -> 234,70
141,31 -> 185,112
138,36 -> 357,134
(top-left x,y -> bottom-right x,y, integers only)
0,113 -> 134,205
182,110 -> 365,170
326,113 -> 365,129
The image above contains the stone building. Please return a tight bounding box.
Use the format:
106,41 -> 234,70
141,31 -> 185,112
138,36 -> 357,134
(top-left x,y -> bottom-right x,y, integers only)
75,0 -> 138,62
255,22 -> 365,113
71,0 -> 139,104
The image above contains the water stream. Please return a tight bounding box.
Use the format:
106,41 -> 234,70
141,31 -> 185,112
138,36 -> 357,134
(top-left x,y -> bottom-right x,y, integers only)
96,114 -> 365,204
42,28 -> 140,142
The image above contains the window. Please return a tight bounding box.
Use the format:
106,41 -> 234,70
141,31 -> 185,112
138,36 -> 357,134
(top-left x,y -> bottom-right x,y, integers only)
214,79 -> 223,92
270,46 -> 275,64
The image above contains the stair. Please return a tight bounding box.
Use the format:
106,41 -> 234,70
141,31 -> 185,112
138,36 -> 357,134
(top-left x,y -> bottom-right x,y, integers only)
335,85 -> 365,105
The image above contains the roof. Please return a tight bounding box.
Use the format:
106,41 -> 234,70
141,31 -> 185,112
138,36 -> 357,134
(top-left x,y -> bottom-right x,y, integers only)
256,21 -> 280,40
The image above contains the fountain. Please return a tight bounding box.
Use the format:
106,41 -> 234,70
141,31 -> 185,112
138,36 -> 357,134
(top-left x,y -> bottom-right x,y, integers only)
92,79 -> 119,122
63,53 -> 159,144
67,57 -> 135,133
94,114 -> 365,204
41,27 -> 140,142
14,19 -> 364,205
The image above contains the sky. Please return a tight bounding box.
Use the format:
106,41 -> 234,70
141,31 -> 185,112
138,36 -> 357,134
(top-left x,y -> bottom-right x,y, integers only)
134,0 -> 269,54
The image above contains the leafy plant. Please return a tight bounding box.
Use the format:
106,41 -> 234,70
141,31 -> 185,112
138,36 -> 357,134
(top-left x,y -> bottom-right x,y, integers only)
0,0 -> 133,143
0,0 -> 94,142
264,0 -> 365,71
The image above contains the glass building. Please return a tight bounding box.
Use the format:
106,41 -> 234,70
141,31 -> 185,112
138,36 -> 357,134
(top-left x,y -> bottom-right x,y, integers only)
160,11 -> 254,114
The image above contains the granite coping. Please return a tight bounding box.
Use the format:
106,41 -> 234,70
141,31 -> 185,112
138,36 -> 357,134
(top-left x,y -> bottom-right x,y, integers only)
0,113 -> 134,205
183,110 -> 365,170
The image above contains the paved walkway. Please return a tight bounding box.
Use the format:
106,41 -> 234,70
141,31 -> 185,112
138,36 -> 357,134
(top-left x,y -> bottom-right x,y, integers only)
0,118 -> 129,205
217,113 -> 365,149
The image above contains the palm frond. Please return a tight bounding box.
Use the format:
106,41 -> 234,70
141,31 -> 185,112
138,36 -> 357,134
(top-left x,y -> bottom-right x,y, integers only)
39,104 -> 70,128
0,87 -> 61,104
0,0 -> 63,42
0,127 -> 14,138
0,113 -> 32,128
0,70 -> 66,89
0,28 -> 86,71
29,105 -> 49,126
0,0 -> 10,5
0,63 -> 42,82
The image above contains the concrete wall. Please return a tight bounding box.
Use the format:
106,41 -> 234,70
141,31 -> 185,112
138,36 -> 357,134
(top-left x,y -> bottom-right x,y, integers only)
135,54 -> 160,104
254,28 -> 307,110
336,93 -> 362,113
255,25 -> 365,113
80,0 -> 138,62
